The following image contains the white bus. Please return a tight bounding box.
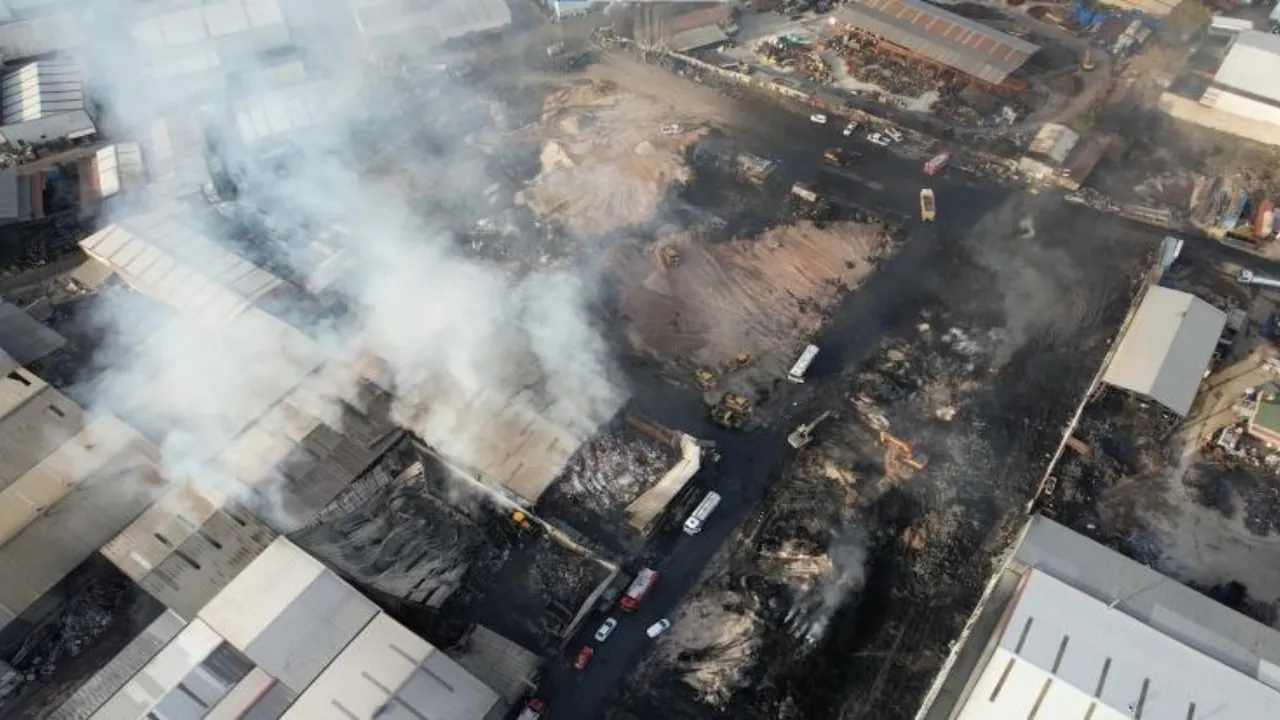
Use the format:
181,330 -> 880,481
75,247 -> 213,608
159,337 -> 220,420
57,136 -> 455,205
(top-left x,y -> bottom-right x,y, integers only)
683,491 -> 722,535
788,344 -> 820,383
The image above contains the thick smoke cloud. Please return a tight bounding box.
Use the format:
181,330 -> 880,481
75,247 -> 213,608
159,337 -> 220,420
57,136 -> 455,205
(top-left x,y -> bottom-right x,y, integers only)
73,1 -> 624,519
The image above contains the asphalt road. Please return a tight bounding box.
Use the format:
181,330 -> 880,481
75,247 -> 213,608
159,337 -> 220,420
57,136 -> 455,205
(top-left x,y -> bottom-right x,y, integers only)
528,54 -> 1280,720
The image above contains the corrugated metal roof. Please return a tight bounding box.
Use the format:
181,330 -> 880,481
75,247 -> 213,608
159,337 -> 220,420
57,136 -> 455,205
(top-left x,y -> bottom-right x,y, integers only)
0,60 -> 85,124
143,113 -> 213,199
233,82 -> 336,144
0,300 -> 65,364
1213,30 -> 1280,106
0,14 -> 79,62
94,142 -> 144,199
0,415 -> 167,633
451,625 -> 542,703
955,569 -> 1280,719
1102,286 -> 1225,416
0,109 -> 95,145
92,619 -> 226,719
667,5 -> 730,34
283,612 -> 500,720
78,213 -> 286,326
670,25 -> 730,53
834,0 -> 1039,84
0,369 -> 84,493
1015,516 -> 1280,682
1027,122 -> 1079,164
132,0 -> 287,49
200,537 -> 380,693
53,610 -> 187,720
353,0 -> 512,49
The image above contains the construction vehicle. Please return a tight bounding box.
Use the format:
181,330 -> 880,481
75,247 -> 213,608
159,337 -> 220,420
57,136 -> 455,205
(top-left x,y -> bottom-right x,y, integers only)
823,149 -> 847,167
510,510 -> 534,531
659,244 -> 680,267
1239,269 -> 1280,289
788,411 -> 833,449
729,351 -> 752,370
710,392 -> 752,429
791,183 -> 819,203
694,368 -> 718,391
878,430 -> 929,477
919,188 -> 936,223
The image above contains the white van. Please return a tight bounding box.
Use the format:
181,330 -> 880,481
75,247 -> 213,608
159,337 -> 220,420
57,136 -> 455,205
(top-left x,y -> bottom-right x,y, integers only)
683,491 -> 722,535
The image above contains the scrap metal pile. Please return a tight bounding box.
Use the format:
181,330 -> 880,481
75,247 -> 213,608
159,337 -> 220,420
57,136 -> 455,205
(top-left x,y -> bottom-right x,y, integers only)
826,33 -> 949,98
756,37 -> 833,83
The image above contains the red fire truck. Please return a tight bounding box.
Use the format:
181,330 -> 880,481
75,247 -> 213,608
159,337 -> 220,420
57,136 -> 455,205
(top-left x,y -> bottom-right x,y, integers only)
619,568 -> 658,611
923,152 -> 951,176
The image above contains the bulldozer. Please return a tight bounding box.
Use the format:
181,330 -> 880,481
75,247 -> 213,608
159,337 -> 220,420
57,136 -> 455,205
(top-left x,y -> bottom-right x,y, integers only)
659,244 -> 681,267
694,368 -> 718,391
709,392 -> 752,429
878,430 -> 929,478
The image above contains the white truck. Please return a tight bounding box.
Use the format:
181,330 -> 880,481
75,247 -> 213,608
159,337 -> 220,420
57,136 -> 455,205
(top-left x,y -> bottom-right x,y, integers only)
683,491 -> 722,535
788,344 -> 819,383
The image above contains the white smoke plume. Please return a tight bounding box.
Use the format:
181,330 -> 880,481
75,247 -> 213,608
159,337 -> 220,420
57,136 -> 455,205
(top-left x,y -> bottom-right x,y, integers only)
65,1 -> 625,520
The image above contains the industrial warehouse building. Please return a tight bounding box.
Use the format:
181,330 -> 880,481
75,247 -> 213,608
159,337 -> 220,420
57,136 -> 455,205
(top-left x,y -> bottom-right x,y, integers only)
350,0 -> 512,55
917,516 -> 1280,719
88,537 -> 505,720
0,59 -> 95,146
1162,30 -> 1280,147
834,0 -> 1039,86
1101,286 -> 1226,417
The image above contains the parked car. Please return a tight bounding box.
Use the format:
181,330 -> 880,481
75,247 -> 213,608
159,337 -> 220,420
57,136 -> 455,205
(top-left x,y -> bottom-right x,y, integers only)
646,619 -> 672,638
882,127 -> 904,142
594,617 -> 618,642
516,698 -> 548,720
571,646 -> 594,671
809,113 -> 828,124
660,123 -> 681,136
842,121 -> 859,137
867,133 -> 891,147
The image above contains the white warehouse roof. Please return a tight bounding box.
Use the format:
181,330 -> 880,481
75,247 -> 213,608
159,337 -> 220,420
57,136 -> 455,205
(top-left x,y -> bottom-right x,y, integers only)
956,568 -> 1280,719
1213,30 -> 1280,107
96,538 -> 501,719
0,59 -> 95,145
1102,286 -> 1225,416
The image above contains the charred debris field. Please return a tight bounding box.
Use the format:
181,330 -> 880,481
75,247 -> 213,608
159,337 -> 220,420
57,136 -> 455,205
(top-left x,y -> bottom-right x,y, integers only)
610,198 -> 1157,720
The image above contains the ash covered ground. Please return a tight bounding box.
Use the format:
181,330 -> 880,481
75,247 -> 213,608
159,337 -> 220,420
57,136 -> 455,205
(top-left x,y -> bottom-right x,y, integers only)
611,195 -> 1155,720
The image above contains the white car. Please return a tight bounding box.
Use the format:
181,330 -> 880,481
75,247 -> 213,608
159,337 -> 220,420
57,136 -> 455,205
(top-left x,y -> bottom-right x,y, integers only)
646,619 -> 671,638
882,127 -> 904,142
809,113 -> 828,124
842,121 -> 859,137
866,133 -> 891,147
594,617 -> 618,642
660,123 -> 681,136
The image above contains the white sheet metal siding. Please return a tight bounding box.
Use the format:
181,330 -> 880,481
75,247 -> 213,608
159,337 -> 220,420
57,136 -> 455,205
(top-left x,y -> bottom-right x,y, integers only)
283,613 -> 500,720
91,619 -> 225,719
1027,123 -> 1079,164
1101,286 -> 1225,416
955,569 -> 1280,720
1213,30 -> 1280,106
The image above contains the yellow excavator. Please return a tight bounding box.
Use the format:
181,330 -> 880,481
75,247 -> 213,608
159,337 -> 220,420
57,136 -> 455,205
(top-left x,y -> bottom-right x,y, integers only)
878,430 -> 929,478
694,368 -> 718,391
659,244 -> 681,267
710,392 -> 752,429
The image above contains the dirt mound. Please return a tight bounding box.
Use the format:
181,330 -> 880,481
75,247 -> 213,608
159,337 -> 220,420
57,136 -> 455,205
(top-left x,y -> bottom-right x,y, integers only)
608,221 -> 890,372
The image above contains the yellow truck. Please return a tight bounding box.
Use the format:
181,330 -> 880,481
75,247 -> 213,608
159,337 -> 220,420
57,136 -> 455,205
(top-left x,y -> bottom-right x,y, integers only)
920,188 -> 936,223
